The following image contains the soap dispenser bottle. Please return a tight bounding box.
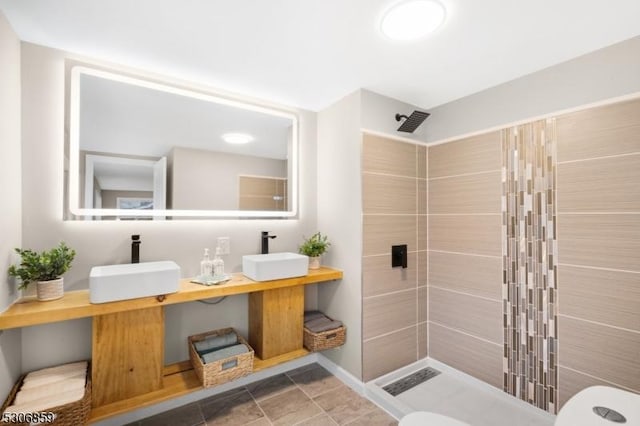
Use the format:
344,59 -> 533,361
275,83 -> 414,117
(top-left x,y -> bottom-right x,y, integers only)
200,248 -> 213,277
213,247 -> 225,277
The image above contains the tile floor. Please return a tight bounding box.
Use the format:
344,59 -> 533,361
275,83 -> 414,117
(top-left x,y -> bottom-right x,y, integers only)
131,363 -> 397,426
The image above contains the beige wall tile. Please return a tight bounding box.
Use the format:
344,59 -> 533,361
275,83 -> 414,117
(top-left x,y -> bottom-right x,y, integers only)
239,197 -> 278,210
558,214 -> 640,272
362,253 -> 417,298
429,288 -> 502,344
428,322 -> 502,388
557,98 -> 640,162
429,251 -> 501,300
363,289 -> 417,340
559,265 -> 640,331
429,172 -> 501,214
418,286 -> 428,323
363,215 -> 416,256
363,173 -> 416,214
428,131 -> 501,178
559,316 -> 640,391
363,327 -> 417,382
418,215 -> 428,251
239,176 -> 278,196
418,179 -> 427,214
558,367 -> 628,408
418,145 -> 427,179
558,154 -> 640,212
418,322 -> 428,359
429,215 -> 501,256
417,250 -> 428,287
363,133 -> 417,177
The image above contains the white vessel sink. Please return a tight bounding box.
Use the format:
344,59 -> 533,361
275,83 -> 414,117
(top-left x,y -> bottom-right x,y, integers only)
242,252 -> 309,282
89,261 -> 181,304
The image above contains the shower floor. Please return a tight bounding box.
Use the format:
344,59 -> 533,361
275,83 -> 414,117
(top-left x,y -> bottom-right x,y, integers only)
366,359 -> 556,426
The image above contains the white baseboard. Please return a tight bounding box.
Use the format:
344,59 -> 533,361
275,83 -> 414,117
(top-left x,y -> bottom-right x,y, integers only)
316,354 -> 401,421
316,353 -> 365,395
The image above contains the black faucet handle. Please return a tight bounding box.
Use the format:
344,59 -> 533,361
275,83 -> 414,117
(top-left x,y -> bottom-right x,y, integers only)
261,231 -> 277,254
132,234 -> 140,241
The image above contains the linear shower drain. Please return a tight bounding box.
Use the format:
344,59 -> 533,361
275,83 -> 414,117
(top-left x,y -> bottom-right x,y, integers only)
382,367 -> 441,396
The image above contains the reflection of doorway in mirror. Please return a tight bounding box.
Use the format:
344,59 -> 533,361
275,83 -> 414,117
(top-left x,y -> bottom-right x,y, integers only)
238,175 -> 288,211
82,154 -> 166,220
117,197 -> 154,210
116,197 -> 154,220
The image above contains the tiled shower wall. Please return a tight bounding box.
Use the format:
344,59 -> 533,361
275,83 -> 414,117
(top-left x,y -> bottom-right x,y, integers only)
427,132 -> 504,388
424,97 -> 640,408
502,120 -> 558,412
359,98 -> 639,407
555,98 -> 640,405
361,133 -> 428,382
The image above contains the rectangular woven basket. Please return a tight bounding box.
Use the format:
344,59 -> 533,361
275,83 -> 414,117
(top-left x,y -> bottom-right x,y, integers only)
304,325 -> 346,352
0,362 -> 92,426
188,328 -> 254,388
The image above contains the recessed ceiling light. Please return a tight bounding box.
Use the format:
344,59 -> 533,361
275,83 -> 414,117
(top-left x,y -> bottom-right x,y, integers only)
380,0 -> 446,41
222,133 -> 254,144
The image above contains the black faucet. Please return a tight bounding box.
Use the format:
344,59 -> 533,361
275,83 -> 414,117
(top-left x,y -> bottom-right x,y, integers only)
131,235 -> 141,263
261,231 -> 277,254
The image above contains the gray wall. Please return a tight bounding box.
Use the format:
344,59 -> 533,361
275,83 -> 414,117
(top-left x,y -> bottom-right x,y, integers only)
0,10 -> 22,402
19,42 -> 319,372
426,36 -> 640,142
317,90 -> 363,379
361,89 -> 428,143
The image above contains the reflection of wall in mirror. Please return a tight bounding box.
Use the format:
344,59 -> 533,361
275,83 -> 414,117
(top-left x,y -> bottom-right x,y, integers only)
238,176 -> 287,211
169,147 -> 286,210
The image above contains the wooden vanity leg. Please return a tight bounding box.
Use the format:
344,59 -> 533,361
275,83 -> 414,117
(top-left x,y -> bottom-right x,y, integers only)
249,286 -> 304,359
92,307 -> 164,407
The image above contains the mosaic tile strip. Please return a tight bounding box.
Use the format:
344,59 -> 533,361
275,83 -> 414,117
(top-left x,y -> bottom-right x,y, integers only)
501,119 -> 558,413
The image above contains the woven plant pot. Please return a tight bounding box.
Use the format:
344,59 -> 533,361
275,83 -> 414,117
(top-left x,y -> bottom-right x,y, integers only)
37,277 -> 64,301
309,256 -> 321,269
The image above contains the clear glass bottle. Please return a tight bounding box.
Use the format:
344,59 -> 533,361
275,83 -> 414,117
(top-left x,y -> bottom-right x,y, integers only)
213,247 -> 225,277
200,248 -> 213,277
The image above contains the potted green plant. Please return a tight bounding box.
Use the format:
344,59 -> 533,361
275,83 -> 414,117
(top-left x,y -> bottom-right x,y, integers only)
8,242 -> 76,301
299,232 -> 330,269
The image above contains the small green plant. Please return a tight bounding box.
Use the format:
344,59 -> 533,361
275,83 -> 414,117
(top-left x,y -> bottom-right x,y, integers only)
299,232 -> 331,257
8,242 -> 76,289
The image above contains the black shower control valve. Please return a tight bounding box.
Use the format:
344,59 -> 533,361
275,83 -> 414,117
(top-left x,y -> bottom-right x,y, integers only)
392,244 -> 408,269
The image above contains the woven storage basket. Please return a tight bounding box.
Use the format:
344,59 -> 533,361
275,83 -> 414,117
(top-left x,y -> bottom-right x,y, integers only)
0,362 -> 91,426
188,328 -> 254,388
304,324 -> 346,352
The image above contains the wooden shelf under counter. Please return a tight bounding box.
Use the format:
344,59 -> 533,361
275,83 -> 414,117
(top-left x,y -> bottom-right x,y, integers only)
0,267 -> 342,423
89,348 -> 311,423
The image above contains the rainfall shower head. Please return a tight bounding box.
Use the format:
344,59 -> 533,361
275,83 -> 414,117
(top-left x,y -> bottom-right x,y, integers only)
395,111 -> 430,133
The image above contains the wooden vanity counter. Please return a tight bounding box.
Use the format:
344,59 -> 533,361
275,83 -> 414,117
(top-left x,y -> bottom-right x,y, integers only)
0,267 -> 342,330
0,267 -> 343,423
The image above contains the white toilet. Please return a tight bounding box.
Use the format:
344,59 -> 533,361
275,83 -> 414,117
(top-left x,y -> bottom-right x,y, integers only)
555,386 -> 639,425
400,411 -> 470,426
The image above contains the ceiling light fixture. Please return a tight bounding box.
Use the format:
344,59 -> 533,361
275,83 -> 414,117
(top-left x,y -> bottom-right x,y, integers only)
380,0 -> 446,41
222,133 -> 254,144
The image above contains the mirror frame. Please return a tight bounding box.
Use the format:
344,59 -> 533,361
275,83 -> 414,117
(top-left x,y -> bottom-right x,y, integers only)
68,66 -> 299,219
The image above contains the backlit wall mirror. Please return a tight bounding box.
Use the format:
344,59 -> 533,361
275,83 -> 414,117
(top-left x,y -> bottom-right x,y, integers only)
67,66 -> 298,220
